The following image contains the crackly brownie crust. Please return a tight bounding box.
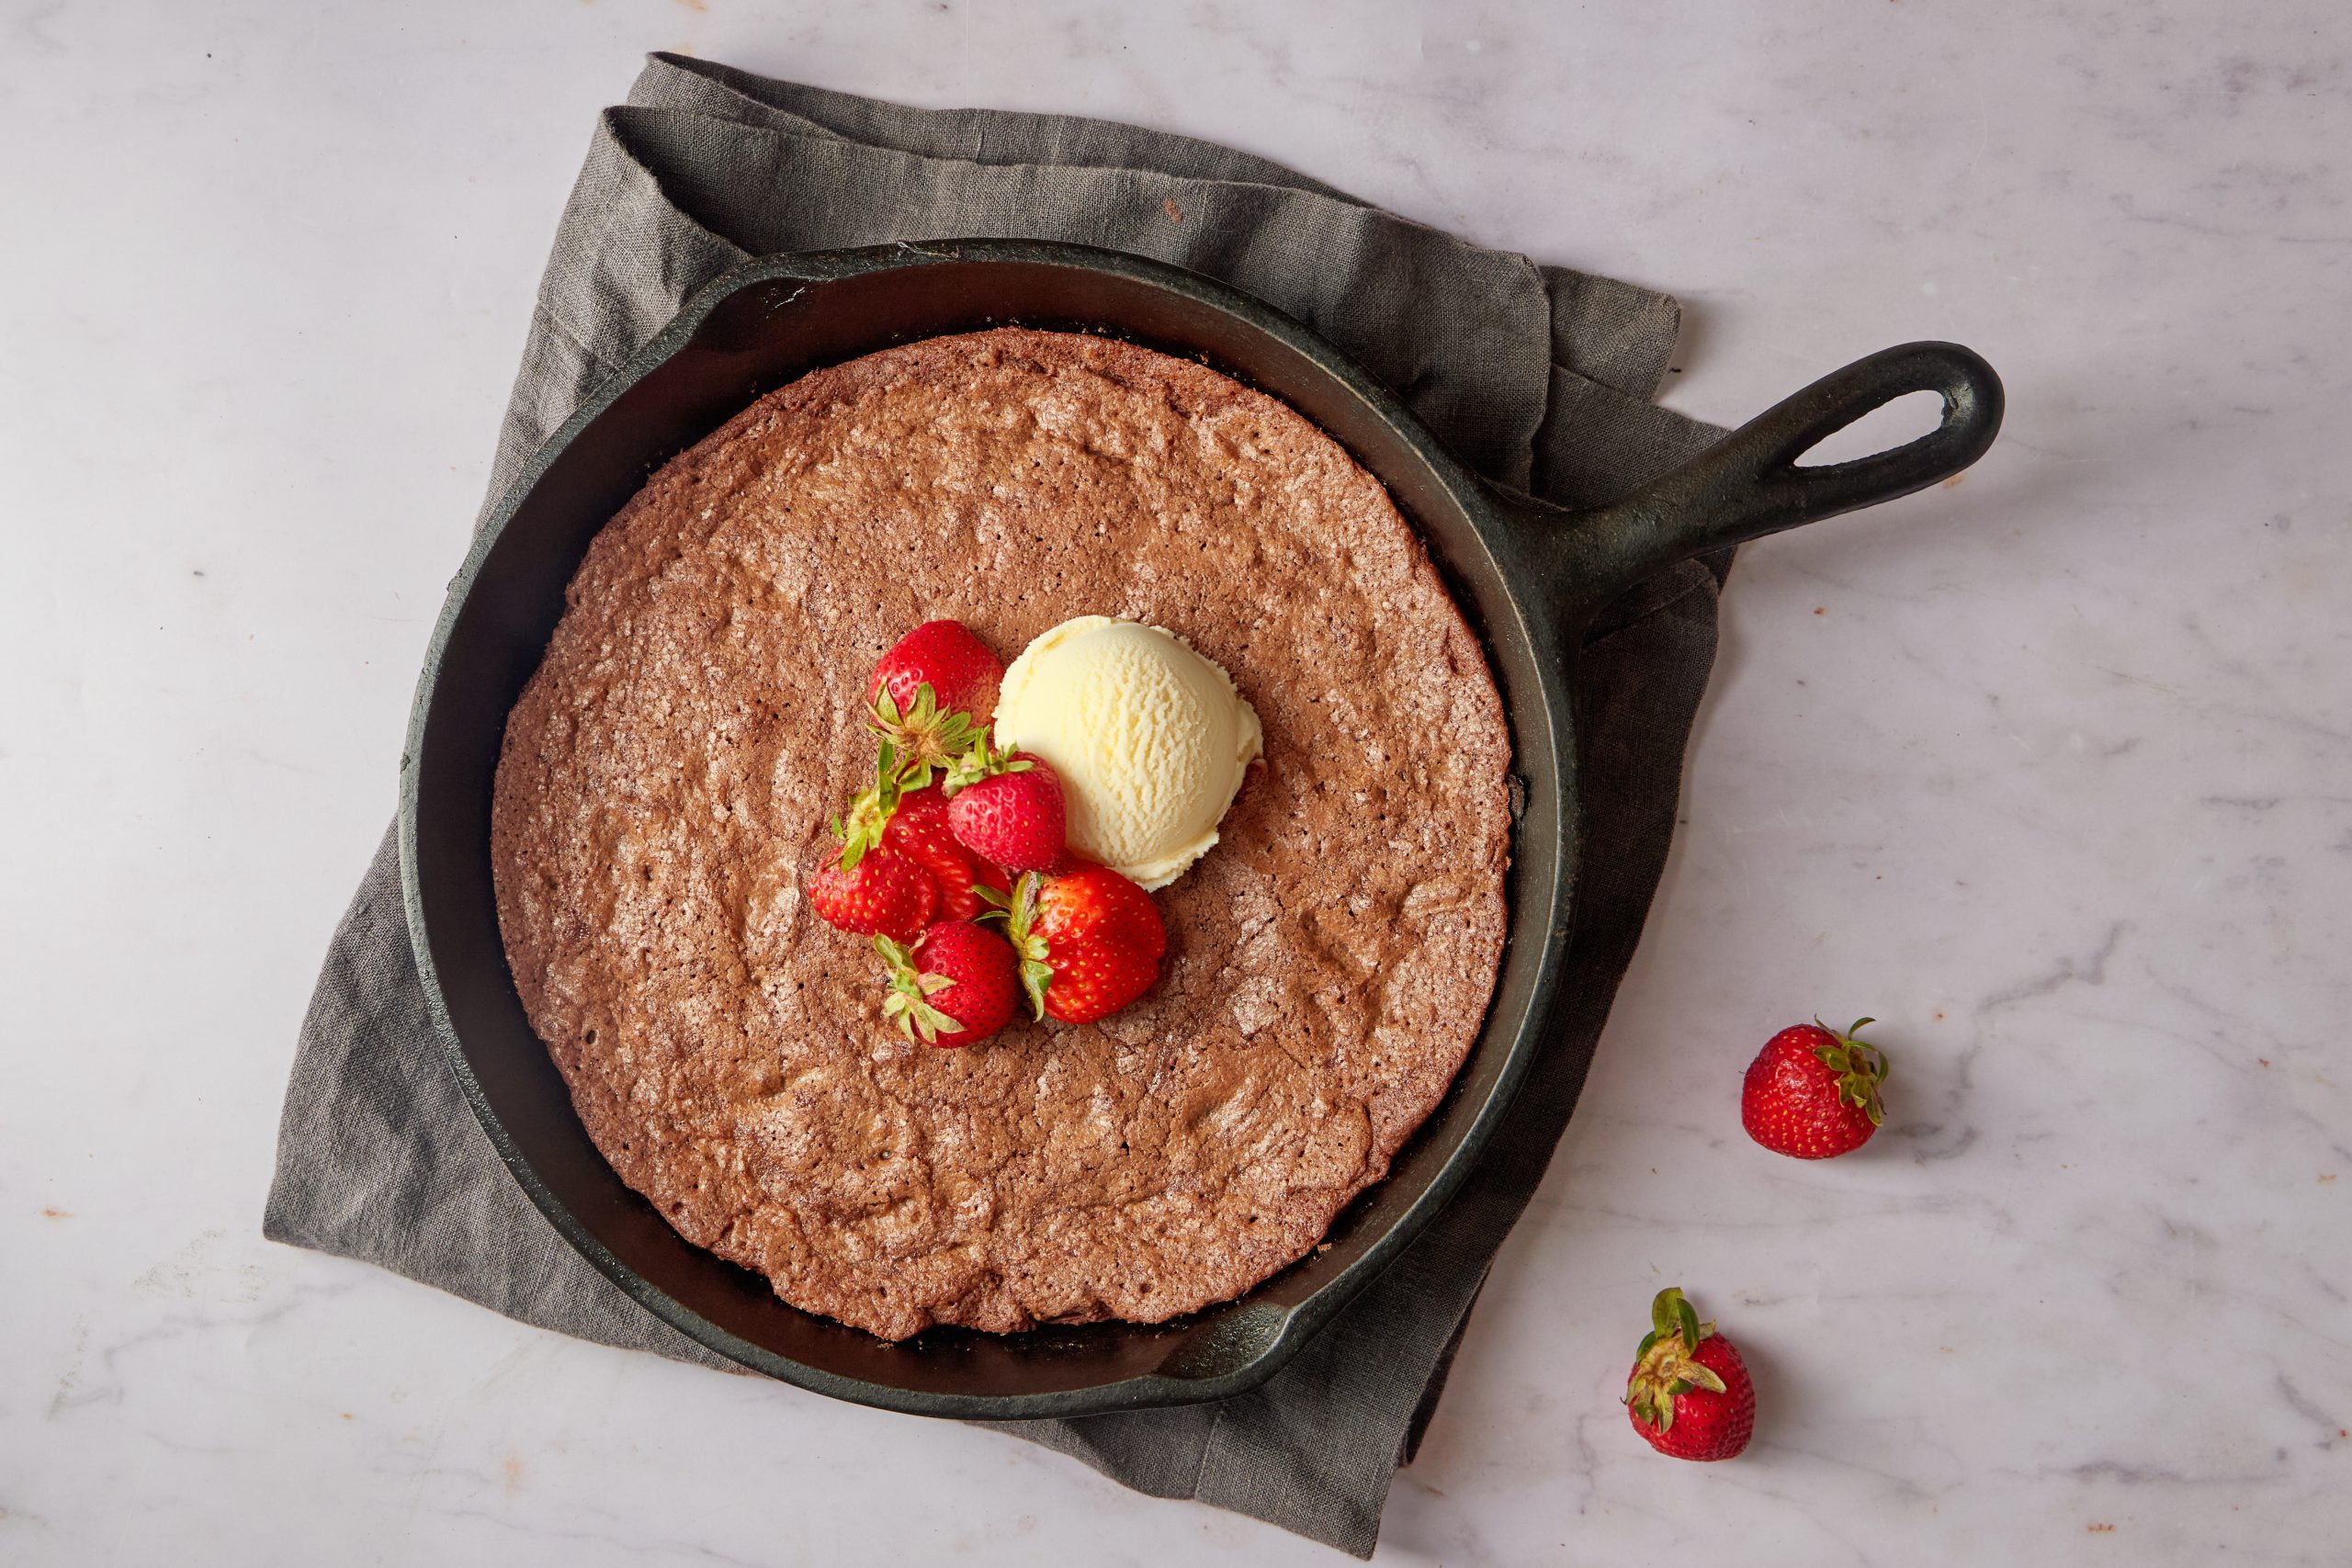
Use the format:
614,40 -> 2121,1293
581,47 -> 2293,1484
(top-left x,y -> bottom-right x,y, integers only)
491,328 -> 1510,1340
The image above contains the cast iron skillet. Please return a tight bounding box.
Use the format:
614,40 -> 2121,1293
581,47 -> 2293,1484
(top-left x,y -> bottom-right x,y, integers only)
401,239 -> 2000,1419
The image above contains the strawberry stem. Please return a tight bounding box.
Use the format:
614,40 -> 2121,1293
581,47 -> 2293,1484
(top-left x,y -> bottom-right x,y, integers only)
869,682 -> 985,792
838,683 -> 1002,872
875,934 -> 961,1043
942,735 -> 1032,793
1624,1287 -> 1724,1434
1810,1016 -> 1891,1125
835,739 -> 905,871
978,872 -> 1053,1020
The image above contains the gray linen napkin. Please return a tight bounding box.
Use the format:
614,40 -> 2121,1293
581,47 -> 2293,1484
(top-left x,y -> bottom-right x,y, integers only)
266,54 -> 1725,1559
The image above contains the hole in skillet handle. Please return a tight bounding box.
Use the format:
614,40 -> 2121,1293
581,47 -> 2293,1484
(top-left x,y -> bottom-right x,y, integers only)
1796,388 -> 1945,467
1502,341 -> 2004,632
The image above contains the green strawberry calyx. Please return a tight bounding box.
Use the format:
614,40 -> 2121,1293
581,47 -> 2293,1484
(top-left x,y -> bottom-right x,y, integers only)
831,738 -> 907,872
875,936 -> 960,1043
941,734 -> 1035,794
975,873 -> 1054,1021
869,682 -> 986,793
1624,1286 -> 1727,1433
1811,1016 -> 1890,1127
834,681 -> 1004,870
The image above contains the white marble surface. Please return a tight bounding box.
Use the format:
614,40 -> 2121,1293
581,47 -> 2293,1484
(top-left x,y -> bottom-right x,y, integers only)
5,1 -> 2348,1562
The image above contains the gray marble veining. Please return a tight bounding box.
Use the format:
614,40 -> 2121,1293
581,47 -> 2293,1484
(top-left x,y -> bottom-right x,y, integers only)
1,1 -> 2346,1563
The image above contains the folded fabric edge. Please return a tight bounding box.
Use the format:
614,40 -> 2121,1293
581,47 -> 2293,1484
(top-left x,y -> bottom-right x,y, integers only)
633,52 -> 1363,203
552,107 -> 1679,493
1542,264 -> 1686,400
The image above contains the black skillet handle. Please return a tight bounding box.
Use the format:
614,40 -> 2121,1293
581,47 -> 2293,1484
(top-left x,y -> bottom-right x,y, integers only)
1544,341 -> 2003,626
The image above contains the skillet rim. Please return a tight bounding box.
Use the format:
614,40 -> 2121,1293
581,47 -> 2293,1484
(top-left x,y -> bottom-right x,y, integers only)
398,239 -> 1579,1417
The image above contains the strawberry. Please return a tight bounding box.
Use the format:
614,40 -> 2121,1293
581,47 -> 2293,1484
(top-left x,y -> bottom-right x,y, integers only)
885,784 -> 1004,920
868,622 -> 1002,779
1624,1287 -> 1755,1461
808,847 -> 935,943
987,863 -> 1165,1025
947,753 -> 1066,873
870,620 -> 1004,722
1741,1017 -> 1890,1159
875,922 -> 1020,1046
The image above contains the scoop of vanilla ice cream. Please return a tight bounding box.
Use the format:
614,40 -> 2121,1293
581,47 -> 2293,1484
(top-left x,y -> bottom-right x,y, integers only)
992,616 -> 1262,889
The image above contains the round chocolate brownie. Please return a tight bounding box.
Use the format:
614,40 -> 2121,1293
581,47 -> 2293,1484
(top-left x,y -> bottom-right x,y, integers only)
491,328 -> 1510,1340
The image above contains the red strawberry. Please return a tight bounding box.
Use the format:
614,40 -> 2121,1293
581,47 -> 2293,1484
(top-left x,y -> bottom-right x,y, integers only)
868,623 -> 1004,782
865,624 -> 1002,789
875,921 -> 1020,1046
1624,1287 -> 1755,1461
808,847 -> 935,943
870,620 -> 1004,721
885,784 -> 1000,920
947,754 -> 1066,872
989,863 -> 1165,1025
1741,1017 -> 1890,1159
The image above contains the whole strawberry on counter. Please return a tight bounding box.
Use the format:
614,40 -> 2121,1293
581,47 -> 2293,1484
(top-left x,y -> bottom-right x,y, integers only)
875,921 -> 1020,1046
1741,1017 -> 1890,1159
1624,1286 -> 1755,1461
985,862 -> 1166,1024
